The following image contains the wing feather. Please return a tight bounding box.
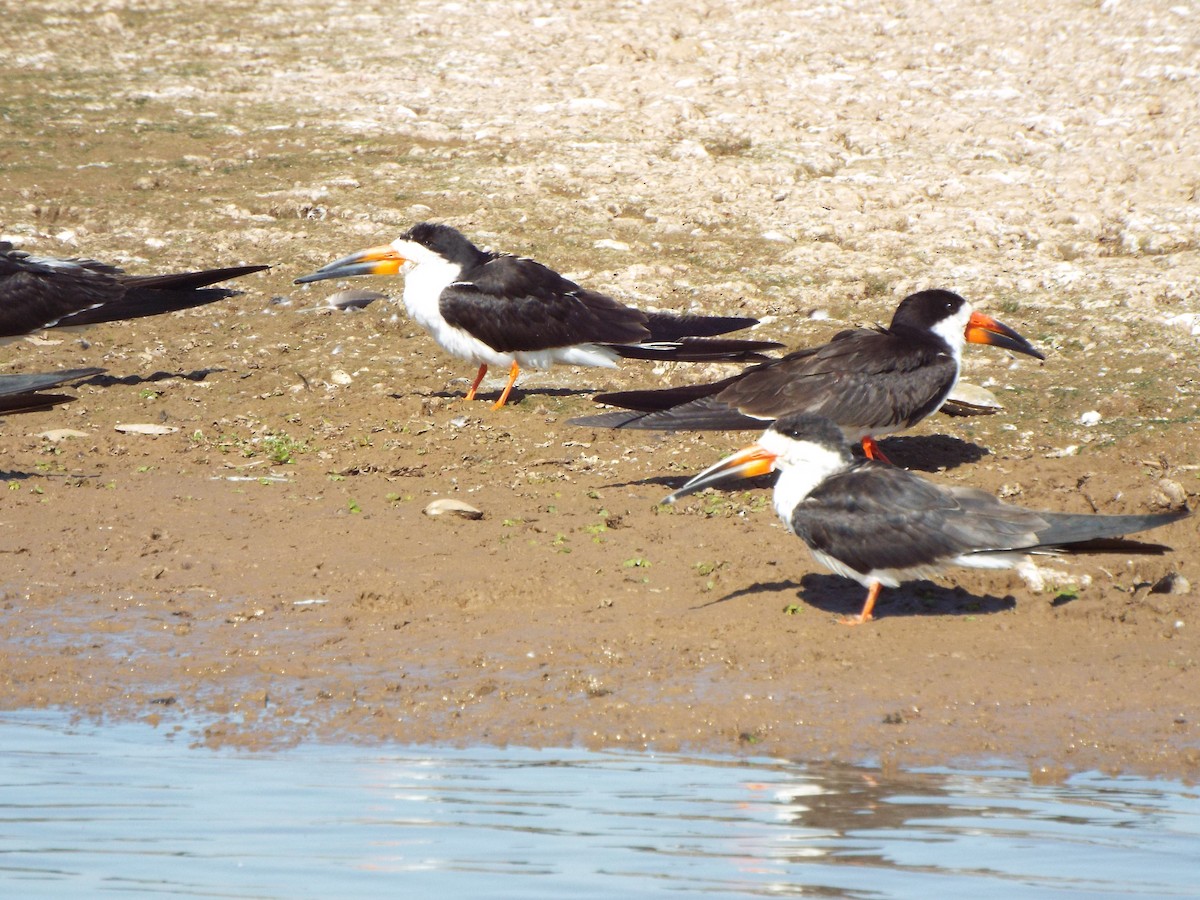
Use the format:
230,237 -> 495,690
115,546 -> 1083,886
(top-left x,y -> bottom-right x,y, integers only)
790,467 -> 1046,574
439,256 -> 648,351
791,465 -> 1188,575
718,330 -> 955,429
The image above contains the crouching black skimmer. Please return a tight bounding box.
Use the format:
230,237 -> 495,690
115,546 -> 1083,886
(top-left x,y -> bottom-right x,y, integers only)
572,290 -> 1044,461
0,367 -> 104,415
665,413 -> 1189,625
0,242 -> 269,339
294,222 -> 781,409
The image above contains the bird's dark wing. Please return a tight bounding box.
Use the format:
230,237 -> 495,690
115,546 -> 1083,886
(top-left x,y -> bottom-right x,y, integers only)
1,244 -> 267,335
439,255 -> 648,351
0,249 -> 124,335
794,465 -> 1189,575
0,243 -> 125,276
790,465 -> 1050,574
57,264 -> 269,327
0,367 -> 104,415
576,328 -> 956,432
716,329 -> 956,430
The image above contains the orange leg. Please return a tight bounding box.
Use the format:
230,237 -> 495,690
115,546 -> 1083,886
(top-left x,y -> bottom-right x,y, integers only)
464,364 -> 488,402
840,581 -> 881,626
490,361 -> 521,409
861,436 -> 893,465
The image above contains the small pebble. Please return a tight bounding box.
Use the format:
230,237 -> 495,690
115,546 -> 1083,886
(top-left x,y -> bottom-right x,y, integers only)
592,239 -> 630,252
1157,479 -> 1187,507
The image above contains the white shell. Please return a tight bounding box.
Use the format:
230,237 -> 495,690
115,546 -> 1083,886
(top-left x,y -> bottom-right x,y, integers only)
114,423 -> 179,435
326,288 -> 385,310
940,382 -> 1003,417
424,498 -> 484,520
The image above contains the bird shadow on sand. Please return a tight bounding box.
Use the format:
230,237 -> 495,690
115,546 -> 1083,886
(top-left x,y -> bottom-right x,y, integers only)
871,434 -> 989,472
0,469 -> 43,482
0,469 -> 101,482
85,368 -> 224,387
695,573 -> 1015,620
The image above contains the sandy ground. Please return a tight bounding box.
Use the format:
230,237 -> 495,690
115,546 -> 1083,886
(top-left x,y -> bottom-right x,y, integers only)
1,0 -> 1198,777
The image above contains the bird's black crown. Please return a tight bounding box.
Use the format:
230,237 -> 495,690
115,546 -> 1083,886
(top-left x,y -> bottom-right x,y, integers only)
770,413 -> 849,449
890,289 -> 967,329
400,222 -> 488,267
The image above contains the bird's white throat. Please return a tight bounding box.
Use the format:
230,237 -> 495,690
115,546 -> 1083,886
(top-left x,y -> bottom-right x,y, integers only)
766,434 -> 850,533
928,301 -> 972,368
394,240 -> 462,333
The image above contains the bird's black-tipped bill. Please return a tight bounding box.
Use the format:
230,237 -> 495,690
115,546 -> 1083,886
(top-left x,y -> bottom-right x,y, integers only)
662,444 -> 778,505
965,311 -> 1045,360
294,245 -> 405,285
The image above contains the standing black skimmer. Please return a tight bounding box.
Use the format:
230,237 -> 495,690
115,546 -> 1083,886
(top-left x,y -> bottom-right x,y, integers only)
571,290 -> 1044,461
0,242 -> 269,339
664,413 -> 1189,624
294,222 -> 780,408
0,368 -> 104,415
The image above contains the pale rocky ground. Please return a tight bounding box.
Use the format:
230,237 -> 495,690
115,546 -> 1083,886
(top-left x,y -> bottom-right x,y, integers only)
1,0 -> 1198,775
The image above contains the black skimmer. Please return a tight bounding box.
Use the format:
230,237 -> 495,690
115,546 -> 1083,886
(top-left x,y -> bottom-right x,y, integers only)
665,413 -> 1189,625
0,368 -> 104,415
0,242 -> 269,339
294,222 -> 781,408
571,290 -> 1044,461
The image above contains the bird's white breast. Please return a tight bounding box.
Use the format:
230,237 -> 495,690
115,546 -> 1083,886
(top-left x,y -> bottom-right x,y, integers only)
398,249 -> 460,336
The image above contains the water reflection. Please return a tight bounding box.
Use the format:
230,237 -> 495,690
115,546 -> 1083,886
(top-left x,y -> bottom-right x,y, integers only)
1,711 -> 1197,898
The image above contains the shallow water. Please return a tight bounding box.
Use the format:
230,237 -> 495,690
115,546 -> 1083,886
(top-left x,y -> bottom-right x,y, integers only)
1,711 -> 1197,898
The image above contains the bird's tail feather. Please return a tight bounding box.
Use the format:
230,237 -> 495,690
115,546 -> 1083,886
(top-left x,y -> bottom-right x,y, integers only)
590,379 -> 737,412
1034,509 -> 1190,552
570,395 -> 769,431
119,264 -> 270,292
0,366 -> 104,415
643,312 -> 761,341
0,367 -> 105,397
0,393 -> 75,415
1048,537 -> 1175,555
55,264 -> 269,327
609,337 -> 780,364
56,289 -> 240,326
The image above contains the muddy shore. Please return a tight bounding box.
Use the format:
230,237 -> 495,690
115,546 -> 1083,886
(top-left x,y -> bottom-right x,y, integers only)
1,0 -> 1198,777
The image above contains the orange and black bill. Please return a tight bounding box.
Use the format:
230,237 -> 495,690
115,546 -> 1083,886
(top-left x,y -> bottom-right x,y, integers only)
663,444 -> 778,505
294,245 -> 405,284
965,311 -> 1044,360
